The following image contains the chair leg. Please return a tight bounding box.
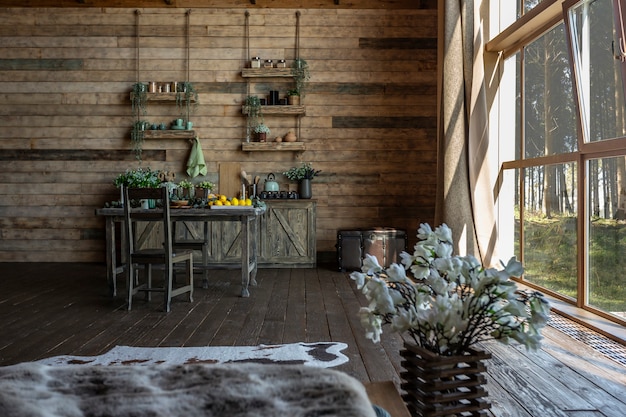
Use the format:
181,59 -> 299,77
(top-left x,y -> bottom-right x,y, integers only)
127,264 -> 134,311
146,265 -> 152,302
164,264 -> 173,313
188,258 -> 194,303
201,243 -> 209,288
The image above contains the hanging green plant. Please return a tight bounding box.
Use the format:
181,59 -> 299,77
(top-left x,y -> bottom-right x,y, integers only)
131,82 -> 148,116
244,95 -> 263,120
244,95 -> 264,141
176,82 -> 199,120
291,58 -> 310,97
130,120 -> 149,161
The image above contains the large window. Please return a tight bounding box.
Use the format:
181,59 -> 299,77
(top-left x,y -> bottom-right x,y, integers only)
567,0 -> 626,142
492,0 -> 626,324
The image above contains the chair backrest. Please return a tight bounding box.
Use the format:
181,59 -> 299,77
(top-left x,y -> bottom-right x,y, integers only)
122,186 -> 173,260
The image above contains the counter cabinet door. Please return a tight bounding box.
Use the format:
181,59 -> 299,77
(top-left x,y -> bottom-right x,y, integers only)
260,201 -> 316,268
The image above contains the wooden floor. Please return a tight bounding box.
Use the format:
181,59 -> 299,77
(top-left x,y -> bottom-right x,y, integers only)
1,262 -> 625,417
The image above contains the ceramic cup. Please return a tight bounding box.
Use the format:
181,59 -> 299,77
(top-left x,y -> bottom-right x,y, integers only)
176,119 -> 184,127
186,121 -> 193,130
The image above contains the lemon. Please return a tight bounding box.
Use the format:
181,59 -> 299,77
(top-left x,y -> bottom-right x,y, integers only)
224,201 -> 231,206
245,198 -> 252,206
215,200 -> 223,206
220,194 -> 227,202
232,197 -> 239,206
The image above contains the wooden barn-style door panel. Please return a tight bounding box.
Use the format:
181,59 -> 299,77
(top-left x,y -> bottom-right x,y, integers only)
260,200 -> 316,268
174,220 -> 246,265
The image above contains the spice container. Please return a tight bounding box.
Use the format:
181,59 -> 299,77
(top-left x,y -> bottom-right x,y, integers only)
264,59 -> 273,68
276,59 -> 287,68
251,57 -> 261,68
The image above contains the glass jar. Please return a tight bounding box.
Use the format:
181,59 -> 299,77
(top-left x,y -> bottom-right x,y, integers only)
264,59 -> 273,68
251,57 -> 261,68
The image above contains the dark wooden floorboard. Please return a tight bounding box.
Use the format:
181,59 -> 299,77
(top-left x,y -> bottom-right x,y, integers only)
1,262 -> 625,417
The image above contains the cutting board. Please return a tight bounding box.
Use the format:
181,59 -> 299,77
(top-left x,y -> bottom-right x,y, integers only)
219,162 -> 241,197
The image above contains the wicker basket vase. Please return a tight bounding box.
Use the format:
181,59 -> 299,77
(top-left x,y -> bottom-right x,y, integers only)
400,342 -> 492,417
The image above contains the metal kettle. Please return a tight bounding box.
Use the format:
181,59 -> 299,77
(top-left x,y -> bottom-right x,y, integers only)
264,173 -> 279,192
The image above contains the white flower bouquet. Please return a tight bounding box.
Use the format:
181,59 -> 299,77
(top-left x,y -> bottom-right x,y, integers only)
350,223 -> 550,356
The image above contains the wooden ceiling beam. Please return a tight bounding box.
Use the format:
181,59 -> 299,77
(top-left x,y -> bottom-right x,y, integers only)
0,0 -> 428,8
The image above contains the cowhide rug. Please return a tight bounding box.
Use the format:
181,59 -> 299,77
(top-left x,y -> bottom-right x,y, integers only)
0,362 -> 377,417
35,342 -> 349,368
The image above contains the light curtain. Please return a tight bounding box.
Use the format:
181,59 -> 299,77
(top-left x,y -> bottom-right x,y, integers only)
436,0 -> 498,266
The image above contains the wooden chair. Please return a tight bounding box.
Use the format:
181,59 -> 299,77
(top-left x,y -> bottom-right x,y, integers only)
122,186 -> 194,312
172,221 -> 210,288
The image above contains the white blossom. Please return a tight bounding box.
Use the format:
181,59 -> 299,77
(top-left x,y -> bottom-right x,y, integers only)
351,223 -> 551,355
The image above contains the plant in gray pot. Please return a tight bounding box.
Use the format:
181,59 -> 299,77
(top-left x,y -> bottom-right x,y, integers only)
283,162 -> 321,199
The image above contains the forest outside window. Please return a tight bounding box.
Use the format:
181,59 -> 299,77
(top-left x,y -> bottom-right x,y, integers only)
493,0 -> 626,324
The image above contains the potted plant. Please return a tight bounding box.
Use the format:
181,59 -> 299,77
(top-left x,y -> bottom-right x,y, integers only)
253,123 -> 270,142
286,89 -> 300,105
176,179 -> 195,200
291,58 -> 310,98
113,167 -> 161,189
113,167 -> 161,208
130,120 -> 150,161
283,162 -> 320,199
350,223 -> 550,414
196,180 -> 216,199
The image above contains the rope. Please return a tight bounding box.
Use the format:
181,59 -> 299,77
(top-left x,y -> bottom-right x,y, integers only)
245,11 -> 251,97
295,11 -> 300,60
186,9 -> 191,82
135,9 -> 141,83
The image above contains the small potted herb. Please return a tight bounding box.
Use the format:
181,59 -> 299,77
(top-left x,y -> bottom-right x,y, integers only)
253,123 -> 271,142
196,180 -> 216,199
176,179 -> 195,200
286,89 -> 300,105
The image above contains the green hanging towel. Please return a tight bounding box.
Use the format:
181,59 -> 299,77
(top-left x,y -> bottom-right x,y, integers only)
186,137 -> 207,178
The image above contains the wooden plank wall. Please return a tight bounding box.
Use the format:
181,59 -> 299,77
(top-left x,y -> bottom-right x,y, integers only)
0,4 -> 437,263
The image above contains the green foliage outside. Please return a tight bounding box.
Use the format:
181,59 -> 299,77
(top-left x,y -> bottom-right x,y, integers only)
518,216 -> 626,313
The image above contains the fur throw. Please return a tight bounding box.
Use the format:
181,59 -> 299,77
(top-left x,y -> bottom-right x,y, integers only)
0,362 -> 376,417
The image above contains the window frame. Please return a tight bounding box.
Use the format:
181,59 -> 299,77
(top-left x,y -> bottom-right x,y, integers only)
488,0 -> 626,326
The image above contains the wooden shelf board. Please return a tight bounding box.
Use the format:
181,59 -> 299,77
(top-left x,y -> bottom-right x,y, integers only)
242,105 -> 305,115
143,130 -> 196,139
129,92 -> 197,103
242,142 -> 305,152
241,68 -> 293,78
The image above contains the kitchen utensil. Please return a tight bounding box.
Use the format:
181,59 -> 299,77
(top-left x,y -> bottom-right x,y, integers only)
264,173 -> 279,192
